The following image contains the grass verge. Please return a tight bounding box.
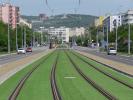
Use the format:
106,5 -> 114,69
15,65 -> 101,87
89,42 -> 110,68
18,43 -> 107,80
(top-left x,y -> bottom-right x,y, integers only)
56,51 -> 106,100
0,51 -> 53,99
69,51 -> 133,100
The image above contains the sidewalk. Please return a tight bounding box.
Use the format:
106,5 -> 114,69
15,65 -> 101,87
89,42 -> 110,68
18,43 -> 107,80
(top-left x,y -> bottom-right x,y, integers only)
76,46 -> 133,57
0,53 -> 16,57
76,50 -> 133,76
0,49 -> 53,85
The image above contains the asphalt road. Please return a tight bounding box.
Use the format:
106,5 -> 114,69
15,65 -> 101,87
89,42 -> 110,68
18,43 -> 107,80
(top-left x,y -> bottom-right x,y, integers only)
0,46 -> 49,65
73,46 -> 133,66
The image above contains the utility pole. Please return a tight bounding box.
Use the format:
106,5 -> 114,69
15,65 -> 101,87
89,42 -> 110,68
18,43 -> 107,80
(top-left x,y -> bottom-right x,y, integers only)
113,19 -> 118,52
128,23 -> 131,55
106,25 -> 109,51
40,27 -> 44,45
33,31 -> 35,47
115,26 -> 118,52
16,23 -> 18,51
24,27 -> 26,49
22,26 -> 24,48
96,28 -> 99,51
8,21 -> 10,54
8,2 -> 11,54
89,30 -> 92,43
103,26 -> 105,41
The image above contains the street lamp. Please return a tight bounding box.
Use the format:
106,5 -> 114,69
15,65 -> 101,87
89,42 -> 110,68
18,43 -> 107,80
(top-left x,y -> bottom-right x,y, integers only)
16,25 -> 18,50
24,26 -> 26,49
113,19 -> 118,52
96,28 -> 99,49
128,23 -> 131,55
8,20 -> 10,54
40,27 -> 44,45
7,3 -> 11,54
106,24 -> 109,51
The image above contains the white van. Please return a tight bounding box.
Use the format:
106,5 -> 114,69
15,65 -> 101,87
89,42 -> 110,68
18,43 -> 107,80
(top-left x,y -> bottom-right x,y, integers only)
107,47 -> 117,55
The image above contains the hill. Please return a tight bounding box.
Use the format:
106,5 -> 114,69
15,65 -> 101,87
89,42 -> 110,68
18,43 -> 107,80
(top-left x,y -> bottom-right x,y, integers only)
21,14 -> 98,29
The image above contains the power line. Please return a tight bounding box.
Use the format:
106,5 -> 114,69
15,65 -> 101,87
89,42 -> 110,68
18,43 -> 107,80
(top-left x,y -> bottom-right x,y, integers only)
45,0 -> 53,14
45,0 -> 81,14
75,0 -> 81,14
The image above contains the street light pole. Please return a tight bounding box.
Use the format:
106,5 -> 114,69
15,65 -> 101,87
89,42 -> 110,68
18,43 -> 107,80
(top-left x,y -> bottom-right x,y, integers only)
7,3 -> 11,54
33,31 -> 35,47
107,25 -> 109,50
128,23 -> 131,55
16,23 -> 18,51
96,28 -> 99,51
8,22 -> 10,54
24,27 -> 26,49
21,26 -> 24,48
115,26 -> 118,52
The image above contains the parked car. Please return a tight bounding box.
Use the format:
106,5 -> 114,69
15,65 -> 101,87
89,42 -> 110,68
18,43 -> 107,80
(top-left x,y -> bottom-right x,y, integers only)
26,47 -> 32,52
107,47 -> 117,55
17,48 -> 26,54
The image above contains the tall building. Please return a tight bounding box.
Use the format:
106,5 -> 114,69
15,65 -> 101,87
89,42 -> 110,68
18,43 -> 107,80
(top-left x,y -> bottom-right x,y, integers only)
103,15 -> 122,32
0,3 -> 20,28
48,27 -> 70,43
122,10 -> 133,25
95,16 -> 105,27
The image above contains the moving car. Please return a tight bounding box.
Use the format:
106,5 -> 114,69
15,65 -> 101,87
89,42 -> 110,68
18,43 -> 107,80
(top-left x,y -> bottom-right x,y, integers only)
26,47 -> 32,52
17,48 -> 26,54
107,47 -> 117,55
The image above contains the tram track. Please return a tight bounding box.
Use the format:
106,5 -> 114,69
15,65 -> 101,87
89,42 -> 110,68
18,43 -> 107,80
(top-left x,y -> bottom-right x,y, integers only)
65,51 -> 117,100
8,52 -> 54,100
71,51 -> 133,89
50,52 -> 62,100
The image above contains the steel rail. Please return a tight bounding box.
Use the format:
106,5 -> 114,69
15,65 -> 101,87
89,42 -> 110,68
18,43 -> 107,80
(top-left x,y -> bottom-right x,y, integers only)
50,52 -> 62,100
71,51 -> 133,89
65,51 -> 117,100
8,51 -> 54,100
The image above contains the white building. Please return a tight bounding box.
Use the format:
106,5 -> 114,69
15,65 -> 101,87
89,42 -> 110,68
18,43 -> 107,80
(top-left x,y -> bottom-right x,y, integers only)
103,15 -> 122,32
69,27 -> 85,37
19,18 -> 32,28
122,10 -> 133,25
48,27 -> 70,43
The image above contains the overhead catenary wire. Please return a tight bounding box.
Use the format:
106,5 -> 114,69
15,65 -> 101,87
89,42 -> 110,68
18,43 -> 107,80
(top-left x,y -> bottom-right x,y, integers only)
74,0 -> 81,14
45,0 -> 53,14
45,0 -> 81,14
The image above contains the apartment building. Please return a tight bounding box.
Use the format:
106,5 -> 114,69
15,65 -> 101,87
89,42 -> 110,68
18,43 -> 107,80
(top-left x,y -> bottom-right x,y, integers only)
48,27 -> 70,43
122,10 -> 133,25
0,3 -> 20,28
103,15 -> 122,32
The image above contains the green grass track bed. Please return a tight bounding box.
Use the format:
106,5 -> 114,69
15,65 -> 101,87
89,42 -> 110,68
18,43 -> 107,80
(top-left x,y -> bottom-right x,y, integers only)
56,51 -> 106,100
73,51 -> 133,85
0,51 -> 56,100
69,51 -> 133,100
17,52 -> 57,100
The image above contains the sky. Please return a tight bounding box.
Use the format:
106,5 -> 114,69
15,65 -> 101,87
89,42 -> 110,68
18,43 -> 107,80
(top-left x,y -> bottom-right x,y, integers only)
2,0 -> 133,16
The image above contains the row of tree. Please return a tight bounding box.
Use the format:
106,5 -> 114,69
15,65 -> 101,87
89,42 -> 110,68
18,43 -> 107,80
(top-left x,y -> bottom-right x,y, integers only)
74,24 -> 133,53
0,21 -> 42,52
